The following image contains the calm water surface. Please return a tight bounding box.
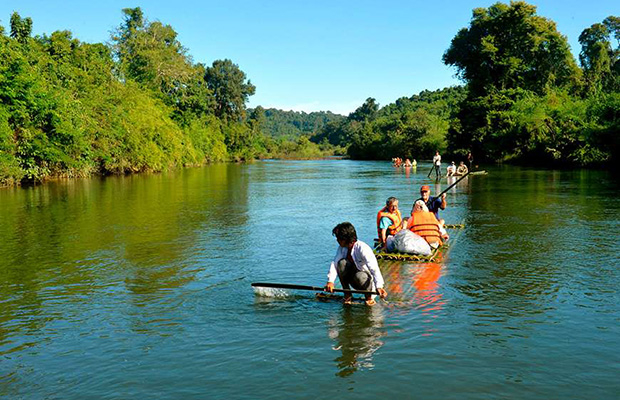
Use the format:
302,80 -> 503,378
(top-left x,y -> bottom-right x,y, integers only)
0,160 -> 618,399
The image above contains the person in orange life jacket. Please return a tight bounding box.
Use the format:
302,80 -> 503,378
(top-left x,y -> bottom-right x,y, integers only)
407,200 -> 449,248
376,197 -> 405,251
414,185 -> 446,220
324,222 -> 388,306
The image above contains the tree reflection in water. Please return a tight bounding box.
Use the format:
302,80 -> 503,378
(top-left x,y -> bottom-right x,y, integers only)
327,305 -> 387,377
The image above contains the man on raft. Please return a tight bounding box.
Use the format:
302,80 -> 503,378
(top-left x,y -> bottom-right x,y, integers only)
376,196 -> 406,251
324,222 -> 388,306
415,185 -> 446,220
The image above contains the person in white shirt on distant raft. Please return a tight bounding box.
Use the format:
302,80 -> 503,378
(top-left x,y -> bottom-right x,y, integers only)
446,161 -> 456,176
324,222 -> 388,306
432,151 -> 442,178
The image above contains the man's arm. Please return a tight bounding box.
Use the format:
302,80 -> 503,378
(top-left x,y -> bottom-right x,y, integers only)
380,228 -> 388,249
359,244 -> 387,298
440,193 -> 446,210
325,247 -> 344,292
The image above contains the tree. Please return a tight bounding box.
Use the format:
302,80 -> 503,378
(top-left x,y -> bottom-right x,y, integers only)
579,16 -> 620,94
348,97 -> 379,122
112,7 -> 213,121
205,59 -> 255,121
443,1 -> 580,97
10,12 -> 32,43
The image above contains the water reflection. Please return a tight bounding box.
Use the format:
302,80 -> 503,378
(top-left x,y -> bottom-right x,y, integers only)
0,164 -> 251,353
327,306 -> 386,377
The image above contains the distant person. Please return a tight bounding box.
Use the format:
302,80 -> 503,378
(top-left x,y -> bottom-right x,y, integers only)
432,151 -> 442,178
407,200 -> 447,248
412,159 -> 417,167
467,151 -> 473,170
404,158 -> 413,167
446,161 -> 456,176
413,185 -> 446,220
376,197 -> 404,251
456,161 -> 468,176
324,222 -> 388,306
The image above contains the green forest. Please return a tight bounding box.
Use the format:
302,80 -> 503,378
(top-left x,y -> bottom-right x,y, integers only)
313,2 -> 618,167
0,2 -> 618,187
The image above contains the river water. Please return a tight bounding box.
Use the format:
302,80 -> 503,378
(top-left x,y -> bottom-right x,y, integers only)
0,160 -> 618,399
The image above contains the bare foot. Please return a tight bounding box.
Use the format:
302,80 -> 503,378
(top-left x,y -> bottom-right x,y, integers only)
365,298 -> 376,306
343,295 -> 353,305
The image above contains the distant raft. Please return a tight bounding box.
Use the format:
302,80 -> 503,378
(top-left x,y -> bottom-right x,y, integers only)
373,223 -> 464,262
447,170 -> 487,177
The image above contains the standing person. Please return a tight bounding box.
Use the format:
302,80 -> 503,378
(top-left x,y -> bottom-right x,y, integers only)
324,222 -> 388,306
413,185 -> 446,220
467,151 -> 473,170
376,197 -> 404,251
432,151 -> 442,178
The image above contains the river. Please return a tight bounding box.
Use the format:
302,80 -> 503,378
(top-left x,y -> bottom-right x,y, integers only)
0,160 -> 618,399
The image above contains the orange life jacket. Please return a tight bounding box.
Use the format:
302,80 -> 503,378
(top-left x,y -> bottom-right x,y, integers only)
407,212 -> 442,246
376,207 -> 403,239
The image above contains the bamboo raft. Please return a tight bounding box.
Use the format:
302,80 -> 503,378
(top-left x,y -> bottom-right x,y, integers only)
373,223 -> 464,262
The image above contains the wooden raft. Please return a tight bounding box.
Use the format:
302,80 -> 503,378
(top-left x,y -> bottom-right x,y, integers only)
373,223 -> 464,262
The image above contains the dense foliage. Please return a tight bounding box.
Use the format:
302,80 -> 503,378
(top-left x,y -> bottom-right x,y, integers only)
312,87 -> 467,160
0,8 -> 334,186
249,107 -> 345,139
442,2 -> 618,165
309,1 -> 618,167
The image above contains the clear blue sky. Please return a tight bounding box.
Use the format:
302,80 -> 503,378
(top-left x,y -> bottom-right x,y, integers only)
0,1 -> 617,115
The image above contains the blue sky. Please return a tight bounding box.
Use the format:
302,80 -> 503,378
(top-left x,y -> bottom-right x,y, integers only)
0,1 -> 617,115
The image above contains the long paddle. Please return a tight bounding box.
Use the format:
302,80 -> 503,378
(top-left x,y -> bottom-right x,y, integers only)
427,164 -> 434,178
251,282 -> 379,296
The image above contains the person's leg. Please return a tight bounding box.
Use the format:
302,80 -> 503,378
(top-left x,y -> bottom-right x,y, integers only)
350,270 -> 372,291
350,271 -> 377,306
336,258 -> 355,304
336,258 -> 354,290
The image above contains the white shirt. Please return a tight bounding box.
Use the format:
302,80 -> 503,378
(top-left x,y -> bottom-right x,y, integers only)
433,154 -> 441,166
327,240 -> 385,290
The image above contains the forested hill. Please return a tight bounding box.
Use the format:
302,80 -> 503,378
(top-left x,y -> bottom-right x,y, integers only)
311,86 -> 467,160
247,107 -> 345,139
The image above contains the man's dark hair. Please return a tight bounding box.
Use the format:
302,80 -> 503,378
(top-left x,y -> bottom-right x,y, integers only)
332,222 -> 357,244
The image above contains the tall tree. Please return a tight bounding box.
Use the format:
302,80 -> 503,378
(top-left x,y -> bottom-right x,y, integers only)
204,59 -> 255,121
10,12 -> 32,43
348,97 -> 379,122
443,1 -> 580,97
111,7 -> 213,121
579,16 -> 620,94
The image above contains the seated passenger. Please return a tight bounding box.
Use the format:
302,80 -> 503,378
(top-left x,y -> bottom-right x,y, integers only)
446,161 -> 456,176
407,200 -> 447,249
377,196 -> 404,251
456,161 -> 469,176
